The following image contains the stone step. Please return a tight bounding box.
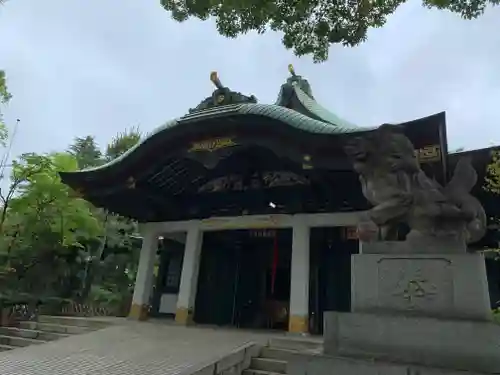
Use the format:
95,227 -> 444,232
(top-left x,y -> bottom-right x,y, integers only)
260,347 -> 298,361
268,337 -> 322,352
19,321 -> 94,334
0,335 -> 47,347
0,344 -> 16,352
243,369 -> 283,375
0,326 -> 69,341
250,358 -> 287,374
37,315 -> 109,329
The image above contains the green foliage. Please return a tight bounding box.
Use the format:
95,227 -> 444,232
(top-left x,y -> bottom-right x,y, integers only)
88,284 -> 122,306
0,128 -> 144,311
161,0 -> 499,62
0,152 -> 103,298
106,127 -> 141,160
0,153 -> 101,252
0,123 -> 7,147
484,150 -> 500,259
68,136 -> 102,169
485,150 -> 500,195
0,71 -> 12,104
0,70 -> 12,146
10,153 -> 101,242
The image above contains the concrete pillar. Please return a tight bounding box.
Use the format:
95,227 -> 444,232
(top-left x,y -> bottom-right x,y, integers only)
175,223 -> 203,325
129,225 -> 158,320
289,217 -> 310,333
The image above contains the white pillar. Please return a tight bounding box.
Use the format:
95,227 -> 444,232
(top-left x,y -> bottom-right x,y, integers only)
129,225 -> 158,320
175,223 -> 203,325
289,217 -> 310,333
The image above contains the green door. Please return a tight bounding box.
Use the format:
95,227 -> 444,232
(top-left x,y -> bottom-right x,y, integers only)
234,242 -> 263,328
194,234 -> 238,326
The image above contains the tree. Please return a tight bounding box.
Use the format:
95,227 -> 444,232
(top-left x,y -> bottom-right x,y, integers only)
71,128 -> 141,305
161,0 -> 499,62
105,127 -> 141,161
0,152 -> 101,299
0,128 -> 143,314
68,136 -> 102,169
0,153 -> 52,234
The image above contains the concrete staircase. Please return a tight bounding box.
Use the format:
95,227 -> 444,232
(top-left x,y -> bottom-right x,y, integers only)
244,337 -> 322,375
0,315 -> 109,352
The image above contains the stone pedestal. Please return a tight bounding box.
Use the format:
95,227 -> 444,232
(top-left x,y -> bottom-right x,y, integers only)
351,251 -> 491,321
323,312 -> 500,373
315,242 -> 499,374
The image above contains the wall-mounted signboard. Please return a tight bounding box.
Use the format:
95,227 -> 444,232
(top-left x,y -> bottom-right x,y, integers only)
415,145 -> 441,163
188,137 -> 237,153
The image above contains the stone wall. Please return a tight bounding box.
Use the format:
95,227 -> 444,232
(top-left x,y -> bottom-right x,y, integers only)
178,343 -> 262,375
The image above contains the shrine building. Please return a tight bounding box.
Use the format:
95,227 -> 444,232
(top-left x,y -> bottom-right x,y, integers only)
59,66 -> 496,334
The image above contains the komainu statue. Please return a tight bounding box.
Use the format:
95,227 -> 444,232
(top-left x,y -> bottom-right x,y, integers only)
344,124 -> 486,249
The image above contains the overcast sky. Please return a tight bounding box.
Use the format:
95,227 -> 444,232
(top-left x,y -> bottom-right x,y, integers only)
0,0 -> 498,170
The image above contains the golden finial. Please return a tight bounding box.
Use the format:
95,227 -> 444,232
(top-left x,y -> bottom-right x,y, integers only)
210,71 -> 218,83
288,64 -> 296,77
210,71 -> 223,89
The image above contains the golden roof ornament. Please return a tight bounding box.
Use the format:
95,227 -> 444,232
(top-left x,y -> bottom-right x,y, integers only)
188,71 -> 257,113
288,64 -> 297,77
210,71 -> 223,89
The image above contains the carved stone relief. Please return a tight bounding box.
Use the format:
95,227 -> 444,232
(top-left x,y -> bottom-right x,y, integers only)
377,258 -> 453,314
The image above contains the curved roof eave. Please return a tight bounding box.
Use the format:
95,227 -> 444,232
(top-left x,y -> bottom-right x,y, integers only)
64,118 -> 181,175
61,103 -> 375,177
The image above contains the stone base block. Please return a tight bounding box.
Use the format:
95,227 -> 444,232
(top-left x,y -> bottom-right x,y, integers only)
128,303 -> 149,321
324,312 -> 500,374
351,252 -> 491,321
288,315 -> 309,334
288,350 -> 488,375
175,307 -> 194,325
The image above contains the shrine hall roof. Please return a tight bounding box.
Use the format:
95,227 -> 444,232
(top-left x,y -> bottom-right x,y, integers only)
62,103 -> 371,177
62,67 -> 371,174
58,67 -> 447,222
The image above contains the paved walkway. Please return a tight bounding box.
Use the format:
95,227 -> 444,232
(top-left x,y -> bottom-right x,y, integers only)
0,321 -> 271,375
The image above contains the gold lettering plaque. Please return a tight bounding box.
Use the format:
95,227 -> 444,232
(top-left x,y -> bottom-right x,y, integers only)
188,137 -> 237,153
415,145 -> 441,163
344,227 -> 358,240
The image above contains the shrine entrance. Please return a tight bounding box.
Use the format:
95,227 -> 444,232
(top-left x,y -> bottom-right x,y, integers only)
309,227 -> 359,334
194,229 -> 292,330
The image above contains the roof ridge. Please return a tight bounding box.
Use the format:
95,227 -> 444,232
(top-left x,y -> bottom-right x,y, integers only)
291,82 -> 360,130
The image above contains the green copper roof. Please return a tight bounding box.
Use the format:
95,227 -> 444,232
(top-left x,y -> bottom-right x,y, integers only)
236,103 -> 368,134
291,83 -> 359,129
68,102 -> 372,175
64,70 -> 367,176
275,66 -> 359,129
